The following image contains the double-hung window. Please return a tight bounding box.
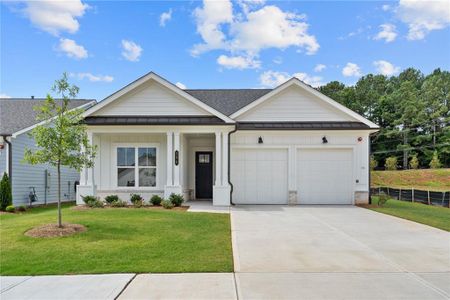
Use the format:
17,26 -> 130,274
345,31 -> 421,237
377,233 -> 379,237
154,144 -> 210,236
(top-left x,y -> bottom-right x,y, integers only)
117,146 -> 157,187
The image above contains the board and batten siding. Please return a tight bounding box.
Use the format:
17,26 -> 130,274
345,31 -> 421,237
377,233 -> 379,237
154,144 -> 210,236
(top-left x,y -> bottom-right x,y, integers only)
11,133 -> 80,205
236,85 -> 356,122
92,82 -> 211,116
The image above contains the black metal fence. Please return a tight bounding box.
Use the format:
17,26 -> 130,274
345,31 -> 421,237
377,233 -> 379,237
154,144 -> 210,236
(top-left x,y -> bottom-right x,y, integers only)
371,187 -> 450,208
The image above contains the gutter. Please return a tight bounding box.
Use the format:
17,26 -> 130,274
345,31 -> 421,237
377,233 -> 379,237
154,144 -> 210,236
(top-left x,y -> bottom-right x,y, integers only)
228,124 -> 238,205
2,135 -> 12,184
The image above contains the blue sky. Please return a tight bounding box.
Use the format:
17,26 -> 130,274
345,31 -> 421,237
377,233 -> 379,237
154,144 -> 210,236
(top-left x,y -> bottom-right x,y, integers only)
1,0 -> 450,100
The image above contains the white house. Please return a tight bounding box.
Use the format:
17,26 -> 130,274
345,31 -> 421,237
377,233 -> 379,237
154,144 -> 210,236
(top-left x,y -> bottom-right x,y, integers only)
0,98 -> 95,205
77,72 -> 379,206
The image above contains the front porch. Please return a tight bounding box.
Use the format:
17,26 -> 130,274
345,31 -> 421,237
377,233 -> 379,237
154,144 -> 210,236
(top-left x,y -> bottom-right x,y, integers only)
77,125 -> 234,206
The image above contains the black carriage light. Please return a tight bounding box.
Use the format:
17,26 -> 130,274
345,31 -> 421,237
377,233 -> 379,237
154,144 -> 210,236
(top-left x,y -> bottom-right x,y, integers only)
322,136 -> 328,144
258,136 -> 264,144
358,137 -> 363,142
175,150 -> 179,166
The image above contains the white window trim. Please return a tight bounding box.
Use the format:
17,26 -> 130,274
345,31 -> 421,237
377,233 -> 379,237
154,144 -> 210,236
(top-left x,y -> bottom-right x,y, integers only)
113,143 -> 160,190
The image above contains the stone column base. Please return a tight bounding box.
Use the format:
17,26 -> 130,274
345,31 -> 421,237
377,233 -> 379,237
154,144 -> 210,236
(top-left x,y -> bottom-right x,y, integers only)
288,190 -> 298,205
164,186 -> 183,199
213,185 -> 231,206
76,185 -> 96,205
354,191 -> 369,205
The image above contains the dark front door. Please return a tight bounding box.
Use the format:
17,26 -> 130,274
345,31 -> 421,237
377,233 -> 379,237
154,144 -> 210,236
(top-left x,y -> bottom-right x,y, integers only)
195,151 -> 213,199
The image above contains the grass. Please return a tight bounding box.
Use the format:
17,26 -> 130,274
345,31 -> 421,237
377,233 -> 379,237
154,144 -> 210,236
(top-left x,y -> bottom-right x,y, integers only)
369,197 -> 450,231
371,168 -> 450,191
0,204 -> 233,275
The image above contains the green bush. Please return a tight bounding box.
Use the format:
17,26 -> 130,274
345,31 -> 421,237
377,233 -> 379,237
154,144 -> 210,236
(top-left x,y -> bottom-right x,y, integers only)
130,194 -> 143,207
377,192 -> 389,207
150,195 -> 163,206
5,205 -> 15,213
161,199 -> 174,209
82,195 -> 103,208
0,172 -> 12,211
369,156 -> 377,170
17,205 -> 26,212
385,156 -> 398,171
409,154 -> 419,169
429,151 -> 442,169
104,195 -> 119,204
111,200 -> 128,207
169,193 -> 184,207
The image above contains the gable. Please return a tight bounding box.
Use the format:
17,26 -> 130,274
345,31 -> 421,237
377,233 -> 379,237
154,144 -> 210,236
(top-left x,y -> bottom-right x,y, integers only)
236,85 -> 357,122
93,81 -> 212,117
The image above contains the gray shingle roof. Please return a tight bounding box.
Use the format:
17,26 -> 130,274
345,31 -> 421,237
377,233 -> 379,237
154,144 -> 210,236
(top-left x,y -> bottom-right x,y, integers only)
0,98 -> 95,135
185,89 -> 272,116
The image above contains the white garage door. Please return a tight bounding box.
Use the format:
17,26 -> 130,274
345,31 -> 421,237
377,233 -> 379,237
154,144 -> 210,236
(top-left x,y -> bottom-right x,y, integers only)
231,148 -> 288,204
297,148 -> 353,205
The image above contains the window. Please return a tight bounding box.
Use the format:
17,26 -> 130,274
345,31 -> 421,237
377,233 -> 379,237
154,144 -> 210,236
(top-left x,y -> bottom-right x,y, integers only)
117,146 -> 157,187
198,154 -> 210,163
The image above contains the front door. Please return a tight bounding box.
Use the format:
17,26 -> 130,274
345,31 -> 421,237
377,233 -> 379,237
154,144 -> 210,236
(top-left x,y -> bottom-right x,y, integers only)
195,151 -> 213,199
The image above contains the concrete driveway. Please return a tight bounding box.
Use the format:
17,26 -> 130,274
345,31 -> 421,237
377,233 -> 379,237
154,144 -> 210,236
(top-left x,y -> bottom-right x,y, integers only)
232,205 -> 450,299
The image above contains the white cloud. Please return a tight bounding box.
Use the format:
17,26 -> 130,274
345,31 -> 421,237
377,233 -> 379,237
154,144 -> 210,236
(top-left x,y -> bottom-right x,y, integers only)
382,4 -> 392,11
397,0 -> 450,40
374,24 -> 397,42
72,72 -> 114,82
373,60 -> 400,76
22,0 -> 89,36
191,0 -> 319,67
314,64 -> 326,72
259,70 -> 323,88
121,40 -> 142,62
217,54 -> 260,69
175,82 -> 187,89
160,9 -> 172,27
0,93 -> 12,98
342,62 -> 362,77
57,38 -> 88,59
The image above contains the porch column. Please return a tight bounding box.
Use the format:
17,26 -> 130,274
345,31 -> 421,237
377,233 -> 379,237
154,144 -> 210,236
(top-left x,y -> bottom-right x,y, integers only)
86,131 -> 94,187
215,131 -> 222,186
173,132 -> 180,186
166,131 -> 173,186
222,131 -> 229,186
77,131 -> 96,204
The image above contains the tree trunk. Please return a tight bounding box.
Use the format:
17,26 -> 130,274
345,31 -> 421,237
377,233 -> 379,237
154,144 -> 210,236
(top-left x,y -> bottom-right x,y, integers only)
57,162 -> 62,228
433,124 -> 436,146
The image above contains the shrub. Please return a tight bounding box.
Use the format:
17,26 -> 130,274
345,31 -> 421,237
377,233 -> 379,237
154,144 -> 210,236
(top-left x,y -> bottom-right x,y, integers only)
82,195 -> 103,208
161,199 -> 174,209
111,200 -> 128,207
150,195 -> 163,206
130,194 -> 144,207
5,205 -> 15,213
104,195 -> 119,204
0,172 -> 12,211
409,154 -> 419,169
369,156 -> 377,170
169,193 -> 184,207
385,156 -> 398,171
429,151 -> 442,169
17,205 -> 26,212
377,192 -> 389,207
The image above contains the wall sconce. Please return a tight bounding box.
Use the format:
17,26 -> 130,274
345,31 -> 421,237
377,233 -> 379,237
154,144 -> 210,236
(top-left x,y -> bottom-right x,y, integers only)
258,136 -> 264,144
174,150 -> 179,166
322,136 -> 328,144
357,137 -> 363,142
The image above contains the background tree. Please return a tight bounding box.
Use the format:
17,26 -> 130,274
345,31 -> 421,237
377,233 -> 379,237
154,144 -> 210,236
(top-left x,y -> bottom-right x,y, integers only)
0,172 -> 12,211
24,73 -> 96,227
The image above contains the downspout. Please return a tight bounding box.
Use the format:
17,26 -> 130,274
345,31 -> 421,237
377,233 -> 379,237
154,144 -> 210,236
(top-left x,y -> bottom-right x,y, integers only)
228,124 -> 238,205
2,135 -> 12,185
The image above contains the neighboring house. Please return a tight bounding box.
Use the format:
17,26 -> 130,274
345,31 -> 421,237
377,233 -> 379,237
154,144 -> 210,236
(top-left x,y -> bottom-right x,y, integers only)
0,98 -> 96,205
77,72 -> 379,206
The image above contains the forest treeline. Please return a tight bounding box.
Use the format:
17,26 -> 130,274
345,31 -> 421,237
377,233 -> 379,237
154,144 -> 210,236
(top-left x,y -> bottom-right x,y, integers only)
318,68 -> 450,169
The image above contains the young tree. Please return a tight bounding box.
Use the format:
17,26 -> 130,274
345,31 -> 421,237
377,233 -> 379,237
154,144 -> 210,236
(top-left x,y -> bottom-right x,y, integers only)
429,151 -> 442,169
0,172 -> 12,211
409,154 -> 419,169
24,73 -> 96,227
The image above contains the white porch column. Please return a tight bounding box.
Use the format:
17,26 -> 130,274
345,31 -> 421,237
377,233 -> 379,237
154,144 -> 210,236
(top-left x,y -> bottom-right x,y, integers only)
222,131 -> 229,186
166,131 -> 173,186
76,130 -> 96,205
86,131 -> 95,187
215,131 -> 222,186
173,132 -> 180,186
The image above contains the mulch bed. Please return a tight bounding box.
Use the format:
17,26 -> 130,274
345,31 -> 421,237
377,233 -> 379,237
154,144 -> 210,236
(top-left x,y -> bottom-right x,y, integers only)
71,205 -> 189,211
25,223 -> 87,238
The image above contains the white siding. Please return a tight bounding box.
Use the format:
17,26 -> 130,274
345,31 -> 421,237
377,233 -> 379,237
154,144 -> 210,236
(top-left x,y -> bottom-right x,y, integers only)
237,85 -> 356,122
93,81 -> 211,116
11,133 -> 80,205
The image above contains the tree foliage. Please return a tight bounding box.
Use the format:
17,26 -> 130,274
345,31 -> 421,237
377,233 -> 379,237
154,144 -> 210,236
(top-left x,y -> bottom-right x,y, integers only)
0,172 -> 12,211
319,68 -> 450,169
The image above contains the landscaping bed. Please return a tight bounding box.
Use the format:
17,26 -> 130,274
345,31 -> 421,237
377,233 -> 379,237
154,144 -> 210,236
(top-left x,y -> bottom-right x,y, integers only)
0,203 -> 233,275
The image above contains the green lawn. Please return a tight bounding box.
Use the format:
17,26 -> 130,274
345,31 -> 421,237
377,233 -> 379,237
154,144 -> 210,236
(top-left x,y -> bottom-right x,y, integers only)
369,197 -> 450,231
0,204 -> 233,275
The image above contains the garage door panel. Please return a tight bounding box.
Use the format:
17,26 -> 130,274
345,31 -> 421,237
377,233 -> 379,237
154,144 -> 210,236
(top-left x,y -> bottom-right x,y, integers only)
231,148 -> 288,204
297,149 -> 353,205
